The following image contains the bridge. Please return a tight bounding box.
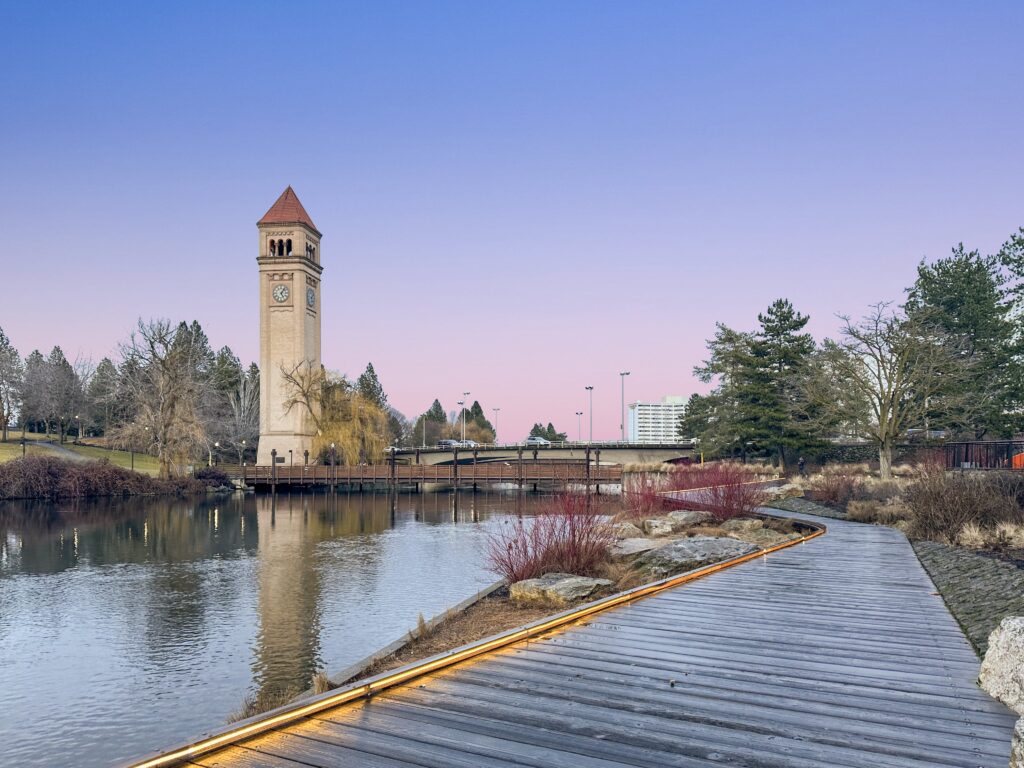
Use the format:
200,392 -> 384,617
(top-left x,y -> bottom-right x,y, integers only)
226,461 -> 623,491
393,441 -> 697,466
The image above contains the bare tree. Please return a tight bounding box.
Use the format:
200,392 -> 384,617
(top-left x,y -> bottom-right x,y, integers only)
115,319 -> 207,478
223,370 -> 260,464
806,303 -> 978,479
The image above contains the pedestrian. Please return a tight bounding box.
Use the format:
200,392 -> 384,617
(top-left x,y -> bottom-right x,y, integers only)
797,456 -> 806,477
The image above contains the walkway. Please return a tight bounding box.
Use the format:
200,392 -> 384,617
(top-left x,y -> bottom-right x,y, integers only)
187,515 -> 1016,767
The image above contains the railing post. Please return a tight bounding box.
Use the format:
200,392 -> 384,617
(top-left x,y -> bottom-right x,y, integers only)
453,447 -> 460,491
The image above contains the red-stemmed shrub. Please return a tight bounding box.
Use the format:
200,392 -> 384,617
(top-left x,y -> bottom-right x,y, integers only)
485,493 -> 615,583
663,462 -> 770,520
620,472 -> 673,522
807,466 -> 862,509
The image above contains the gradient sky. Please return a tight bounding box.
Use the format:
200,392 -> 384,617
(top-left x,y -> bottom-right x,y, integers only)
3,1 -> 1023,441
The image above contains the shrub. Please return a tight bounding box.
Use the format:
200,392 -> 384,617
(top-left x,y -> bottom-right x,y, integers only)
620,473 -> 672,522
846,499 -> 911,526
905,471 -> 1024,544
0,455 -> 205,500
485,493 -> 614,583
194,466 -> 232,488
663,462 -> 770,520
807,467 -> 862,509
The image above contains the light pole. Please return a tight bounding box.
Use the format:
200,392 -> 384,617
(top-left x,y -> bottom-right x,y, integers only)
214,441 -> 219,467
241,439 -> 246,466
585,386 -> 594,444
492,408 -> 500,444
619,371 -> 630,443
576,411 -> 583,442
462,392 -> 470,442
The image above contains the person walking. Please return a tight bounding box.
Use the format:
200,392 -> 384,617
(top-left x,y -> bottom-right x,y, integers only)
797,456 -> 806,477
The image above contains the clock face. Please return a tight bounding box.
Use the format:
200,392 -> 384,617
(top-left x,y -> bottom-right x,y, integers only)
306,287 -> 316,308
272,284 -> 290,303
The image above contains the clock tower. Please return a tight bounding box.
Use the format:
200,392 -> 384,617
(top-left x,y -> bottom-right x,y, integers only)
256,187 -> 323,466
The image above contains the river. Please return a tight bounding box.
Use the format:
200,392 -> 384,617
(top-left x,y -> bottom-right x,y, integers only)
0,491 -> 551,768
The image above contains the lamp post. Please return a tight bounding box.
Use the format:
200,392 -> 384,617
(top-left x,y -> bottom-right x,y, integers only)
492,408 -> 500,444
575,411 -> 583,442
585,386 -> 594,444
241,439 -> 246,466
462,392 -> 470,442
457,401 -> 465,442
289,449 -> 293,468
619,371 -> 630,443
213,441 -> 219,467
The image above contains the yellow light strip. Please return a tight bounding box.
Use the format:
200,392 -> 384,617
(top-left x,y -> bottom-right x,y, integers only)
127,515 -> 825,768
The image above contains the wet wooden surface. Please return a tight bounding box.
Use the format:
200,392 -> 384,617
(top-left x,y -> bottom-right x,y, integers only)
191,514 -> 1016,767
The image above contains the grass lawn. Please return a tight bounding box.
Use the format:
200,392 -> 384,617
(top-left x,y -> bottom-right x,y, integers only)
0,434 -> 162,476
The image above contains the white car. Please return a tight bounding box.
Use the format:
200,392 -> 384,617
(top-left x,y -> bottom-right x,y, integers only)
524,436 -> 551,446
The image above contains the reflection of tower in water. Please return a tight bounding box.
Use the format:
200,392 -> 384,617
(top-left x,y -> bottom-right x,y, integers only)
252,493 -> 325,701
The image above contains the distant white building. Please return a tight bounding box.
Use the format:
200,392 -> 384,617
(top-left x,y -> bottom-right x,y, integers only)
627,396 -> 687,444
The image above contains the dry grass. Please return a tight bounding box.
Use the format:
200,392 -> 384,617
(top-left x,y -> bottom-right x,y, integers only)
956,522 -> 987,549
312,671 -> 334,694
346,598 -> 555,685
228,686 -> 303,723
846,499 -> 912,526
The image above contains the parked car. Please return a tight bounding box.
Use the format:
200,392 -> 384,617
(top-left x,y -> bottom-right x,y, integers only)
524,436 -> 552,446
437,439 -> 459,449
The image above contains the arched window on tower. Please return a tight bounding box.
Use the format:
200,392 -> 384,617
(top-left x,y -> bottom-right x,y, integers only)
269,239 -> 276,256
286,239 -> 292,256
277,239 -> 284,256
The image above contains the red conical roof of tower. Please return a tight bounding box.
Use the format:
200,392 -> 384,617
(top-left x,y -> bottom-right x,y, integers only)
258,186 -> 319,233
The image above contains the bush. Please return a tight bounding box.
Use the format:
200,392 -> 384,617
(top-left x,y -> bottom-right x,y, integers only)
846,499 -> 911,526
620,473 -> 672,522
807,467 -> 863,509
485,494 -> 614,583
663,462 -> 770,520
194,466 -> 232,488
0,455 -> 205,500
905,471 -> 1024,544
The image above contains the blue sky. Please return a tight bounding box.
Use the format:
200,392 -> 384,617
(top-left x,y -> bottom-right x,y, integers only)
3,1 -> 1022,439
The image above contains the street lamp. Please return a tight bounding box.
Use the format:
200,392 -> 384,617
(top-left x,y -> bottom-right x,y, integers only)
213,441 -> 219,467
576,411 -> 583,442
585,386 -> 594,443
241,439 -> 246,466
288,449 -> 293,468
457,401 -> 465,442
619,371 -> 630,443
492,408 -> 500,444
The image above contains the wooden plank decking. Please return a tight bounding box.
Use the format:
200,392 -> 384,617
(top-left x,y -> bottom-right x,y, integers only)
188,515 -> 1017,767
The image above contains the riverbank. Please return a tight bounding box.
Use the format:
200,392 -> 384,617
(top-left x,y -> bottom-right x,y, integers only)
0,455 -> 228,501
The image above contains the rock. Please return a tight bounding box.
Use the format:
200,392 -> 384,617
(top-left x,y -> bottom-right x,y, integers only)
1012,718 -> 1024,768
643,518 -> 675,536
612,538 -> 661,558
634,537 -> 759,578
980,616 -> 1024,714
666,510 -> 717,528
610,522 -> 644,539
721,518 -> 764,532
510,573 -> 613,605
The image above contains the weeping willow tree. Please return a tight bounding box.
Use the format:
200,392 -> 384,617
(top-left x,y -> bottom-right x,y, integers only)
281,362 -> 389,464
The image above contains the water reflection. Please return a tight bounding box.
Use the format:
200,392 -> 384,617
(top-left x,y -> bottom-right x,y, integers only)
0,490 -> 546,768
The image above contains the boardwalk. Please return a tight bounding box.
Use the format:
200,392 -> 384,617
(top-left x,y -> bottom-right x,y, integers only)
185,515 -> 1016,768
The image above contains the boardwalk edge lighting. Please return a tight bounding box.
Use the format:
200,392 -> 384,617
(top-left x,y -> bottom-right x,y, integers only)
124,514 -> 826,768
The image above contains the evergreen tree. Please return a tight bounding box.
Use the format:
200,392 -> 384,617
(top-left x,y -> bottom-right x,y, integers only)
86,357 -> 119,436
21,350 -> 47,434
528,422 -> 567,441
46,346 -> 81,443
0,327 -> 23,442
908,246 -> 1020,437
425,399 -> 446,423
356,362 -> 388,409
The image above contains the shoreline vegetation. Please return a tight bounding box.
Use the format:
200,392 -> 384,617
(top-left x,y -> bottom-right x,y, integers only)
0,455 -> 232,501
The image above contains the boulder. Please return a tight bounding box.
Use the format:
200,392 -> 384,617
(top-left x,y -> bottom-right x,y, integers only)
510,573 -> 613,605
1012,718 -> 1024,768
610,522 -> 644,539
634,536 -> 758,578
980,616 -> 1024,714
721,518 -> 764,532
643,517 -> 675,537
612,538 -> 661,558
666,510 -> 717,528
